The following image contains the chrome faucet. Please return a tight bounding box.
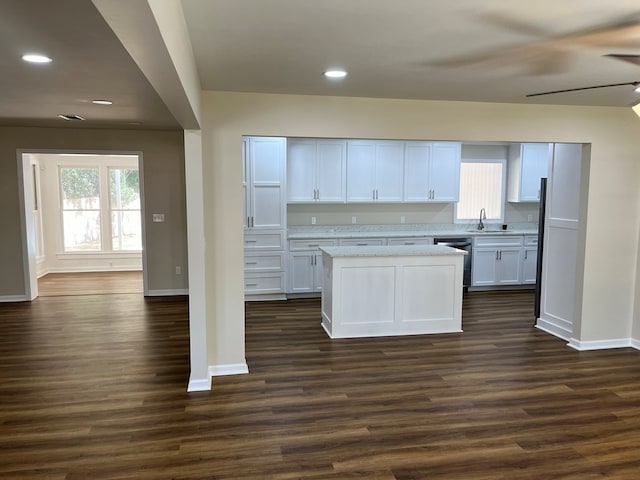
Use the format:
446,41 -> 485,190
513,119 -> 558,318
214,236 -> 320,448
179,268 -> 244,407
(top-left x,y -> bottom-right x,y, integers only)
478,208 -> 486,230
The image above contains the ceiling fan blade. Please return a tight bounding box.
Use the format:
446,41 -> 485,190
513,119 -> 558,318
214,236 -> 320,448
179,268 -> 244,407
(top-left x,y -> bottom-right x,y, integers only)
605,54 -> 640,66
478,12 -> 552,38
527,81 -> 640,97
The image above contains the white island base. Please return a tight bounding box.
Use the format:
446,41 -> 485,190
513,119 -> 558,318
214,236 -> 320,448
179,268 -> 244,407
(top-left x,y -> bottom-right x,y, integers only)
320,245 -> 466,339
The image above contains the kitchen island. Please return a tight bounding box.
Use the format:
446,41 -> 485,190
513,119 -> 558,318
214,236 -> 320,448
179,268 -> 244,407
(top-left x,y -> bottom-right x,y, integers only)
320,245 -> 467,339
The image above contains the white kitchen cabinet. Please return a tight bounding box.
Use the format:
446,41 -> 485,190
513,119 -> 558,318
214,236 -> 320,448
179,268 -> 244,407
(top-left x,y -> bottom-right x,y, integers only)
287,238 -> 336,294
404,142 -> 461,202
387,236 -> 434,246
288,251 -> 325,293
338,237 -> 387,246
472,235 -> 523,286
346,140 -> 404,202
244,136 -> 286,229
507,143 -> 551,202
243,136 -> 287,299
287,139 -> 346,203
522,235 -> 538,284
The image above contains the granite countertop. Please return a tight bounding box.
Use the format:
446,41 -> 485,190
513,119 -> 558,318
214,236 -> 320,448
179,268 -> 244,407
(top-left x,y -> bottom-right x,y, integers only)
320,245 -> 468,258
288,223 -> 538,239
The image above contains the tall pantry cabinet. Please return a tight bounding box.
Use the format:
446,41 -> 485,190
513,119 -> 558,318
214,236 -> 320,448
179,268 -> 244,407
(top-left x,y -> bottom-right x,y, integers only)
243,137 -> 287,299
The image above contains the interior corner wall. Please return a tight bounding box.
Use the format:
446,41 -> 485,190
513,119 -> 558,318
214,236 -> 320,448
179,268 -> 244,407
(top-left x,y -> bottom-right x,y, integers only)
0,126 -> 188,297
200,91 -> 640,367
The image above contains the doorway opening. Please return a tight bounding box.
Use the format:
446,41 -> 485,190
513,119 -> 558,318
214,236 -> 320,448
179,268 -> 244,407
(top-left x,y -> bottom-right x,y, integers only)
18,151 -> 147,299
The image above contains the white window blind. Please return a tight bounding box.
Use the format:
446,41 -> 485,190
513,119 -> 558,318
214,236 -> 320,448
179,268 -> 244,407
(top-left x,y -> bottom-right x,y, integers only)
456,160 -> 506,222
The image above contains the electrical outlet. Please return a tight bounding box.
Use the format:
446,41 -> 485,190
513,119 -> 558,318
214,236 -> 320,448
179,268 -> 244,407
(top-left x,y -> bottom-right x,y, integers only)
152,213 -> 165,222
311,216 -> 316,225
175,266 -> 182,275
351,216 -> 357,224
400,216 -> 406,224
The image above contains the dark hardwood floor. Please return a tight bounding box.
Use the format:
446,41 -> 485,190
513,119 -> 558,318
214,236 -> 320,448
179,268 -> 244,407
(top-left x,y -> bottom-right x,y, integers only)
1,290 -> 640,479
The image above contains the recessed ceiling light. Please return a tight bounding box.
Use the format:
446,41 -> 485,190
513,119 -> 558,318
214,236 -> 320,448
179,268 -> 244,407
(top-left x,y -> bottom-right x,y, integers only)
58,114 -> 85,121
324,69 -> 348,79
91,99 -> 113,105
22,53 -> 53,64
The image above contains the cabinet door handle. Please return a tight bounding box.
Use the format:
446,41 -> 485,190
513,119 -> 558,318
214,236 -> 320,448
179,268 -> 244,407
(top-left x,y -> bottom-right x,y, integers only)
525,250 -> 528,260
247,216 -> 250,227
307,244 -> 319,247
245,283 -> 258,287
245,240 -> 257,243
245,261 -> 258,265
316,189 -> 320,200
496,251 -> 499,260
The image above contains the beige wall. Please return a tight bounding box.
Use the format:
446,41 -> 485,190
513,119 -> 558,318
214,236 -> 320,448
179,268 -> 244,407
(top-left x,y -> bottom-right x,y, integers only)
201,91 -> 640,368
0,126 -> 188,296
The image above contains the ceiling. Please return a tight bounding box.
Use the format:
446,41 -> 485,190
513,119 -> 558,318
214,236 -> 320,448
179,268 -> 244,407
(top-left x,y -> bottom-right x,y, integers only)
3,0 -> 640,130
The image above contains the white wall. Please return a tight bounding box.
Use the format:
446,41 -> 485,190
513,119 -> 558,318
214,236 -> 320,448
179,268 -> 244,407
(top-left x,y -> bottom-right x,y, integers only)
200,91 -> 640,371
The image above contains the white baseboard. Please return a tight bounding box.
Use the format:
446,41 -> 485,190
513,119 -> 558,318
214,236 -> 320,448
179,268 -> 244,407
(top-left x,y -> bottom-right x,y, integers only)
187,375 -> 212,392
568,338 -> 633,351
0,295 -> 28,303
146,289 -> 188,296
209,362 -> 249,377
631,338 -> 640,350
536,318 -> 571,341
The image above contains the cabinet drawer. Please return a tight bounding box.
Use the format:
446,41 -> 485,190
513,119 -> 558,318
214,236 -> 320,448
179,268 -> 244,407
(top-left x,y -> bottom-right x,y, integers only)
244,231 -> 285,250
524,235 -> 538,246
339,237 -> 387,246
289,239 -> 337,251
473,235 -> 523,248
244,253 -> 284,273
244,273 -> 285,294
387,236 -> 434,246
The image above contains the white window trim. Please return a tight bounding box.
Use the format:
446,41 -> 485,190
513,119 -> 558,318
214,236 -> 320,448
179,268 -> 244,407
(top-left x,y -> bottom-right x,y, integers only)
56,156 -> 140,254
454,158 -> 507,225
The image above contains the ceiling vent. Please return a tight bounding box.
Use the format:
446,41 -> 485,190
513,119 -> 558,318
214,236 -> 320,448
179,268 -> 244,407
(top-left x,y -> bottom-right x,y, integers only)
58,114 -> 85,121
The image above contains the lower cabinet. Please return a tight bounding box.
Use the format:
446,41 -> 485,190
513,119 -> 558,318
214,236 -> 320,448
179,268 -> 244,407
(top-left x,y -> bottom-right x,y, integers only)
287,239 -> 336,294
288,252 -> 325,293
522,235 -> 538,284
244,230 -> 286,299
472,236 -> 524,287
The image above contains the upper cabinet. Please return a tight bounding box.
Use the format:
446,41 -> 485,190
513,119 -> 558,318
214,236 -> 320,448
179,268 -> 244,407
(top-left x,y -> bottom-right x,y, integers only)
244,136 -> 286,229
507,143 -> 551,202
285,137 -> 461,205
346,140 -> 404,202
287,139 -> 346,203
404,142 -> 461,202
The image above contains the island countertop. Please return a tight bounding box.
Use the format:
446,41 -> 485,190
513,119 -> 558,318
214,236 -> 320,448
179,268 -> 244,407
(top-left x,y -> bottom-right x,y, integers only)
320,244 -> 467,258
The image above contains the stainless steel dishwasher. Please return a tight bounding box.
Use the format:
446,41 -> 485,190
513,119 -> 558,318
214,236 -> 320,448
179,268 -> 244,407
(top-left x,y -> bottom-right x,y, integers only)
433,237 -> 472,287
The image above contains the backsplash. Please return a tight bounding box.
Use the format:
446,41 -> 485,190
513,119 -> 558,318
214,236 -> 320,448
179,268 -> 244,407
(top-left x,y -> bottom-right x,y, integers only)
287,202 -> 539,226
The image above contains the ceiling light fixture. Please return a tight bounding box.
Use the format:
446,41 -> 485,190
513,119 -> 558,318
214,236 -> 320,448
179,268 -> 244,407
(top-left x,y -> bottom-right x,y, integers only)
58,114 -> 85,121
324,69 -> 347,79
22,53 -> 53,64
91,99 -> 113,105
633,102 -> 640,118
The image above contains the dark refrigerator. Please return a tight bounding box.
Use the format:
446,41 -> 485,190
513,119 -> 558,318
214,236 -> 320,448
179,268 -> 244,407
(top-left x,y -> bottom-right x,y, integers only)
534,177 -> 547,321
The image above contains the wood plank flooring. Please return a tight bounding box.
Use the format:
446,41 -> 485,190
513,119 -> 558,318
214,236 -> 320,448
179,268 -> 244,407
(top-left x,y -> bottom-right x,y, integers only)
38,271 -> 143,296
1,291 -> 640,479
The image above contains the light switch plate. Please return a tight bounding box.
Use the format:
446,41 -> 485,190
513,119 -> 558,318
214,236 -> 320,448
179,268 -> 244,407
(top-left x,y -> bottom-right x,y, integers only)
152,213 -> 165,222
